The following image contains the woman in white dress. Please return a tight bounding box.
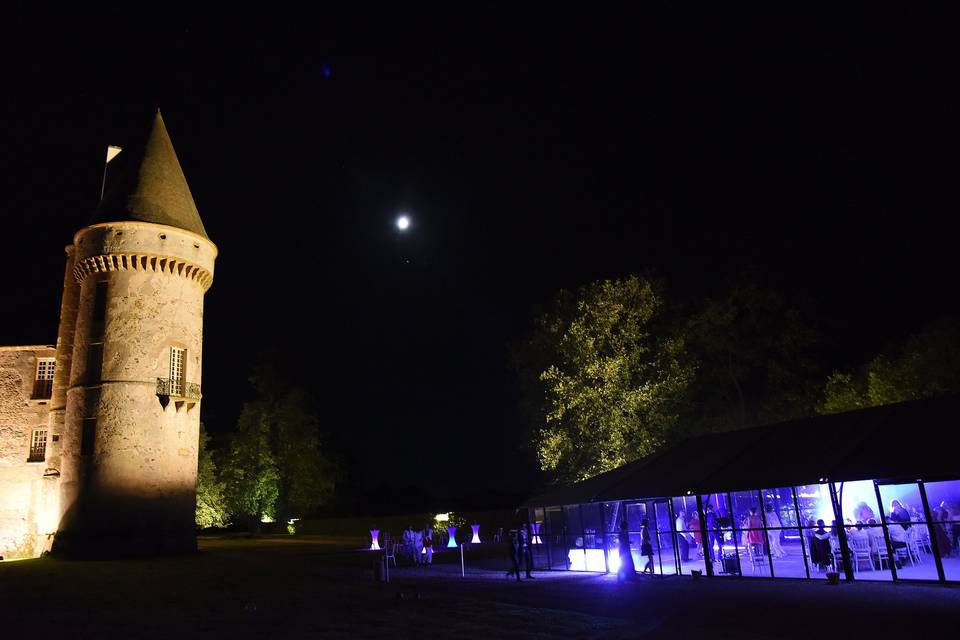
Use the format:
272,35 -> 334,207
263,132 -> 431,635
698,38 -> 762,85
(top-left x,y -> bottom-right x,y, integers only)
765,503 -> 786,558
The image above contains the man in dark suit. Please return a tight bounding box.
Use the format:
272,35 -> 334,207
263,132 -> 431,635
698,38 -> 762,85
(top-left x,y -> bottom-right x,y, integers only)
520,524 -> 535,578
505,530 -> 522,581
705,503 -> 723,563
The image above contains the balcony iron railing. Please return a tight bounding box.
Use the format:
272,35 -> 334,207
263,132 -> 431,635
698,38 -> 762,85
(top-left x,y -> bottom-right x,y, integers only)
32,378 -> 53,400
156,378 -> 201,400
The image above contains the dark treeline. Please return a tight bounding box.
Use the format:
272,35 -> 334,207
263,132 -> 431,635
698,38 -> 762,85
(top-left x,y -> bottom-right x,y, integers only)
196,364 -> 340,530
198,272 -> 960,523
511,270 -> 960,486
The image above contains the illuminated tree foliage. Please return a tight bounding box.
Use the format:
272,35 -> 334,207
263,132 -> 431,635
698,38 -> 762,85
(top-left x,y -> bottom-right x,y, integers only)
220,367 -> 337,527
195,422 -> 230,529
520,276 -> 693,484
819,316 -> 960,414
221,404 -> 280,527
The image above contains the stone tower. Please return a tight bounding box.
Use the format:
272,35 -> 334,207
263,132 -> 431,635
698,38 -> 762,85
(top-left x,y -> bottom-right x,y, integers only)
52,112 -> 216,557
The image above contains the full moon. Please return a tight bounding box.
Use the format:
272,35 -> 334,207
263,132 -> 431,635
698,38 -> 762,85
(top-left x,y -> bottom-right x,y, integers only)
396,215 -> 410,230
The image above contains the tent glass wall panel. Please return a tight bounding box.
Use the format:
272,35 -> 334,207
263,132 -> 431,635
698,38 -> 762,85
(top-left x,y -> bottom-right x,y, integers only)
878,483 -> 939,581
760,487 -> 807,578
700,492 -> 738,575
654,501 -> 678,575
835,480 -> 892,581
924,480 -> 960,581
564,504 -> 587,571
671,496 -> 706,575
794,483 -> 836,578
580,503 -> 606,571
545,507 -> 568,569
535,477 -> 958,583
732,490 -> 769,577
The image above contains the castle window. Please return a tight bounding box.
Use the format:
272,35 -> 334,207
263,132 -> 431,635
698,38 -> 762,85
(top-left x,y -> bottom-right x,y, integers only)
28,429 -> 48,462
86,343 -> 103,385
169,347 -> 185,396
93,281 -> 108,320
81,419 -> 96,456
33,357 -> 55,399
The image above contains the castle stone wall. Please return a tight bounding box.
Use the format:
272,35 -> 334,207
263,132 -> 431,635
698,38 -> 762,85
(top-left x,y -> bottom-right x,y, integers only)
4,113 -> 216,559
54,222 -> 215,557
0,346 -> 58,558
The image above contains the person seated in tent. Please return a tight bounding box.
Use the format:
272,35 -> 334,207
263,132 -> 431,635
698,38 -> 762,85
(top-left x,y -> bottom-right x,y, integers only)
854,501 -> 876,524
808,519 -> 833,572
889,500 -> 911,529
887,520 -> 909,569
848,521 -> 869,545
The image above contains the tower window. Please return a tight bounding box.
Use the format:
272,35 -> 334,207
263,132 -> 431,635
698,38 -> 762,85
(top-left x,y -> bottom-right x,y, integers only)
92,281 -> 108,321
86,343 -> 103,385
28,429 -> 48,462
169,347 -> 185,396
81,419 -> 96,456
33,357 -> 55,399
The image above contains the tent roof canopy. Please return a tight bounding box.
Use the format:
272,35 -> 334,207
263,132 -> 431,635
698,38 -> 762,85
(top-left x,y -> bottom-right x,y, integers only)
524,395 -> 960,507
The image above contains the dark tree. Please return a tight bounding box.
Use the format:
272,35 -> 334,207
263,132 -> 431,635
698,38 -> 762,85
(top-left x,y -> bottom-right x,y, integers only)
680,279 -> 822,436
221,366 -> 338,527
819,316 -> 960,414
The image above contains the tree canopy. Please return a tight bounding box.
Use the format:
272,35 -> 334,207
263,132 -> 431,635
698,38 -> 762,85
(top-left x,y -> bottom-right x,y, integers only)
681,280 -> 822,436
819,316 -> 960,414
221,402 -> 280,527
515,275 -> 693,484
514,273 -> 826,485
195,422 -> 230,529
272,388 -> 337,522
217,367 -> 338,528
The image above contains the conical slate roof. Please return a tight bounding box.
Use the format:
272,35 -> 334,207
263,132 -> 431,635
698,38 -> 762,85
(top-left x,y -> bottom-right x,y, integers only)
92,111 -> 209,239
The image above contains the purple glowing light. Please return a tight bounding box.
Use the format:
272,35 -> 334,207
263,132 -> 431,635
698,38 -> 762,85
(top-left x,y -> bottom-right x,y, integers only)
568,548 -> 608,572
606,547 -> 621,573
531,522 -> 543,545
447,526 -> 457,548
471,524 -> 481,543
369,529 -> 380,551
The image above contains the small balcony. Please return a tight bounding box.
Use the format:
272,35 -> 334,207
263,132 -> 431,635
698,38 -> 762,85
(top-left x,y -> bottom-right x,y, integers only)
156,378 -> 201,413
156,378 -> 201,400
32,378 -> 53,400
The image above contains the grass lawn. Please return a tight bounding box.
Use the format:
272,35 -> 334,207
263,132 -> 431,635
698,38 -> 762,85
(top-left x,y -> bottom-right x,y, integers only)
2,535 -> 957,639
1,535 -> 629,639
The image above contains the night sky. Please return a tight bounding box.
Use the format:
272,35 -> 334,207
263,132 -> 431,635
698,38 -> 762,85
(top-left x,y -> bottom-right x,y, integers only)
2,10 -> 957,511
